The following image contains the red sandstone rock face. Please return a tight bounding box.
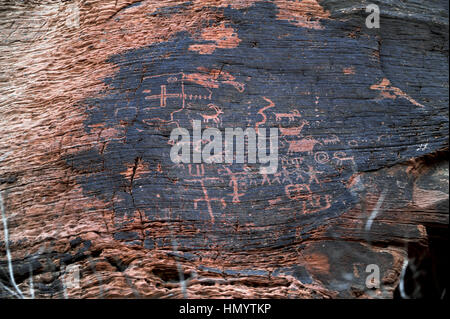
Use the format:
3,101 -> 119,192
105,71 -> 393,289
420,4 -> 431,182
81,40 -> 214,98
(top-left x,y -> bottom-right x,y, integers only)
0,0 -> 448,299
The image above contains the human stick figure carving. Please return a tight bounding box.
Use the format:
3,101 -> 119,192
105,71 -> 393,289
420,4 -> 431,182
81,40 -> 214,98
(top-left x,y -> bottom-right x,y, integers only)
186,178 -> 226,223
219,167 -> 246,204
188,164 -> 205,177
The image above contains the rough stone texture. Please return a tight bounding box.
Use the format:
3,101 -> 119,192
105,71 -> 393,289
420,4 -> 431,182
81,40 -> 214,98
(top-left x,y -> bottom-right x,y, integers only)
0,0 -> 448,299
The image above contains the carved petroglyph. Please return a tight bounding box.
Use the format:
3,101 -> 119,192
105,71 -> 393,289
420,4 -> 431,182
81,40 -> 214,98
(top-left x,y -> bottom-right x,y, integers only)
308,194 -> 331,214
188,22 -> 241,55
370,78 -> 425,108
140,69 -> 245,130
314,151 -> 330,164
261,173 -> 272,186
255,97 -> 275,133
146,85 -> 171,107
279,120 -> 309,137
167,76 -> 178,83
286,137 -> 321,155
348,140 -> 359,147
219,167 -> 246,204
183,67 -> 245,92
270,168 -> 293,185
159,81 -> 359,219
188,164 -> 205,177
200,103 -> 223,124
281,156 -> 304,167
333,151 -> 356,166
274,110 -> 301,123
302,165 -> 322,184
323,134 -> 340,145
143,73 -> 187,109
186,178 -> 226,223
285,183 -> 331,214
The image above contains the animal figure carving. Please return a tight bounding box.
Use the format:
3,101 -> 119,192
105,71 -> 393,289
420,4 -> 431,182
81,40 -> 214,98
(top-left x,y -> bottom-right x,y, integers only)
287,137 -> 321,155
274,109 -> 301,122
323,134 -> 340,144
279,120 -> 309,137
201,103 -> 223,124
333,151 -> 356,166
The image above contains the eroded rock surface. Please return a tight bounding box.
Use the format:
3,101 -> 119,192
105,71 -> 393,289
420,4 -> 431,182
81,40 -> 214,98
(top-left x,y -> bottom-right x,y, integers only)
0,0 -> 448,299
